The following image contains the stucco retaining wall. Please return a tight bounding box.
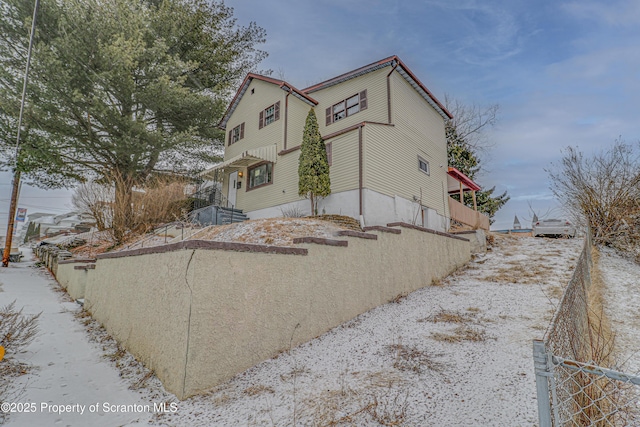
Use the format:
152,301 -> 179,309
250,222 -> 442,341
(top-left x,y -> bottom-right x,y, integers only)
56,259 -> 96,300
84,223 -> 470,399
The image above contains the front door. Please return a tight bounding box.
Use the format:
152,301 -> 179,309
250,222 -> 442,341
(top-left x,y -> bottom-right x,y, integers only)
228,171 -> 238,208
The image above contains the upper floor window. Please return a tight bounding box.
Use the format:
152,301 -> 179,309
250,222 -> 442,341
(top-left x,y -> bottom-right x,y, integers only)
326,90 -> 367,126
259,101 -> 280,129
418,156 -> 430,175
228,122 -> 245,145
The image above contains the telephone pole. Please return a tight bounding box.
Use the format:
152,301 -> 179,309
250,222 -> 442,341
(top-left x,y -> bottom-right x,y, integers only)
2,0 -> 40,267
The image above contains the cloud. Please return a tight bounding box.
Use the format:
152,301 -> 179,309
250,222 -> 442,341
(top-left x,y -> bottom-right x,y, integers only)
563,0 -> 640,27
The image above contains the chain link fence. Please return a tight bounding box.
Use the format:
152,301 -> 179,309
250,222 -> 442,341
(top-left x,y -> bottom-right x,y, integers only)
533,230 -> 640,426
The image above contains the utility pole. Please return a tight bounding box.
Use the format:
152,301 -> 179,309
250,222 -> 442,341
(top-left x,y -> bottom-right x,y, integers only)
2,0 -> 40,267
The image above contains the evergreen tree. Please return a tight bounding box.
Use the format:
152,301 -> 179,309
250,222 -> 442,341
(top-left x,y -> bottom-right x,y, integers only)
0,0 -> 267,242
446,121 -> 509,223
298,109 -> 330,215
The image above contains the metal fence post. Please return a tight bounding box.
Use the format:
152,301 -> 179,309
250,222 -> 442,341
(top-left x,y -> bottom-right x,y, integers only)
533,339 -> 553,427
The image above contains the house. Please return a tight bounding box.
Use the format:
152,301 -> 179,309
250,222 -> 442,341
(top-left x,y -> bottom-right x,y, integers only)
201,55 -> 487,232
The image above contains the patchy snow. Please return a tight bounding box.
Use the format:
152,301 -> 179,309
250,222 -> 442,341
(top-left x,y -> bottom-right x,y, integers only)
598,248 -> 640,374
2,235 -> 596,426
0,250 -> 153,426
188,218 -> 346,246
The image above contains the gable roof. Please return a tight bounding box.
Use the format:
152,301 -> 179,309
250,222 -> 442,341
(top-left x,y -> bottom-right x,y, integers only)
219,74 -> 318,129
303,55 -> 452,120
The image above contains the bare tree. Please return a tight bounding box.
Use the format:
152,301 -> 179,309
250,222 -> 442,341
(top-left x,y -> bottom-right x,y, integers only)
72,174 -> 191,242
547,140 -> 640,252
444,95 -> 499,154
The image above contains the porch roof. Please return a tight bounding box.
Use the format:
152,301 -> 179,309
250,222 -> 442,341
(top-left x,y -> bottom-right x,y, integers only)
447,167 -> 481,193
200,145 -> 277,180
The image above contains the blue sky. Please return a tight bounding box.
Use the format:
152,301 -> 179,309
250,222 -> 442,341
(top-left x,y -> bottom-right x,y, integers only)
2,0 -> 640,233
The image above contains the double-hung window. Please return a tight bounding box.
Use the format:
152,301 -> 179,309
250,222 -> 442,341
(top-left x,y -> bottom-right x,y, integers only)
259,101 -> 280,129
228,123 -> 244,145
326,90 -> 367,126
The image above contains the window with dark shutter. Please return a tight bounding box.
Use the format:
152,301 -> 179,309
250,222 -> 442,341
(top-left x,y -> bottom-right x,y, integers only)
229,123 -> 245,145
325,90 -> 367,126
359,90 -> 367,111
260,102 -> 280,128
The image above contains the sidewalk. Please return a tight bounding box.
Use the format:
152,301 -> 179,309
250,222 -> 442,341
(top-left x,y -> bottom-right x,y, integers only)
0,250 -> 152,426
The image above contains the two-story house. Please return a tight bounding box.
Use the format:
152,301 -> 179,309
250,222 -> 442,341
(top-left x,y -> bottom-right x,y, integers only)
201,55 -> 478,232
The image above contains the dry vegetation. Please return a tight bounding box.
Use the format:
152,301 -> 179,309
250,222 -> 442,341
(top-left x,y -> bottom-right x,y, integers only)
194,217 -> 347,246
0,300 -> 41,418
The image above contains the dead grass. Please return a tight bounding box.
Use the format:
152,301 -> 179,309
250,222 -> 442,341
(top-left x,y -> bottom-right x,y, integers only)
484,263 -> 553,284
386,343 -> 446,374
195,217 -> 346,246
431,325 -> 489,343
243,384 -> 275,396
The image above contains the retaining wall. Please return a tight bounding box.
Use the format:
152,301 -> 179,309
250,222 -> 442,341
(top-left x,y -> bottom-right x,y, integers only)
78,223 -> 469,399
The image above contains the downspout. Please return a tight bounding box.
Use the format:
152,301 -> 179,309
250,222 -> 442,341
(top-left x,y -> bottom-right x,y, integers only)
386,59 -> 399,124
359,125 -> 364,227
284,87 -> 292,150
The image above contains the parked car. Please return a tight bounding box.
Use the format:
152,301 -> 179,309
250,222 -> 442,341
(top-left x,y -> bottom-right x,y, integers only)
532,218 -> 576,238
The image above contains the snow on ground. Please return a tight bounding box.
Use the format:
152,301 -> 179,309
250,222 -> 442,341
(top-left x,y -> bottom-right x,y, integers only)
0,250 -> 154,426
2,235 -> 585,426
190,218 -> 346,246
598,248 -> 640,374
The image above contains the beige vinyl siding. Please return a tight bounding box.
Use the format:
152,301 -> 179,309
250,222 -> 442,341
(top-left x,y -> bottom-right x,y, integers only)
327,130 -> 359,193
225,79 -> 285,159
310,68 -> 389,135
232,97 -> 316,213
286,96 -> 311,150
389,71 -> 447,153
363,127 -> 449,217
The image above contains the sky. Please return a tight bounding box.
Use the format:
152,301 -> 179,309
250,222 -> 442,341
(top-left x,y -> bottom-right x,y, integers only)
2,0 -> 640,233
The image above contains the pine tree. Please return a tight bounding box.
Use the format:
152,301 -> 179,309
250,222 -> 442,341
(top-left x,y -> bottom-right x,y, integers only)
446,121 -> 509,223
298,109 -> 331,215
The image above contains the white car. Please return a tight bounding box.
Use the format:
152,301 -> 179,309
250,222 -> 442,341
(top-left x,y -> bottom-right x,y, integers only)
532,219 -> 576,238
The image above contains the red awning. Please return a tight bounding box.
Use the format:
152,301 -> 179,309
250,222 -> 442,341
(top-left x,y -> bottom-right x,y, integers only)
447,167 -> 481,193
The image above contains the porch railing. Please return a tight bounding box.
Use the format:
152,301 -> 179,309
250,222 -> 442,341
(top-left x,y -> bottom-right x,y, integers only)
448,197 -> 490,230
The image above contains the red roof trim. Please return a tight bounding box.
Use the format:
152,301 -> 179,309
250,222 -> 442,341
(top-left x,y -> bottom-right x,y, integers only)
447,167 -> 481,191
302,55 -> 452,119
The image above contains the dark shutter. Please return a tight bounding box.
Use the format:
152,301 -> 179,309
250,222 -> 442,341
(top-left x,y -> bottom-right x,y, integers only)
274,101 -> 280,121
259,111 -> 264,129
228,130 -> 232,146
240,122 -> 245,139
360,90 -> 368,111
326,107 -> 332,126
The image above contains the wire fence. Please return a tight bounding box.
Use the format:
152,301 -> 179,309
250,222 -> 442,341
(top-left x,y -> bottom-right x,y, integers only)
534,230 -> 640,426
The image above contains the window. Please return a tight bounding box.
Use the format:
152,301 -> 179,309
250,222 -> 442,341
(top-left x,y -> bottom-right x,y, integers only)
418,156 -> 430,175
325,90 -> 367,126
325,142 -> 332,166
228,123 -> 245,145
248,162 -> 273,189
259,101 -> 280,129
